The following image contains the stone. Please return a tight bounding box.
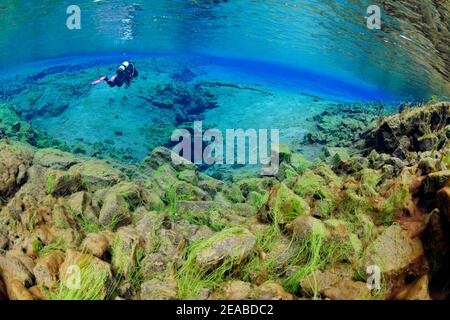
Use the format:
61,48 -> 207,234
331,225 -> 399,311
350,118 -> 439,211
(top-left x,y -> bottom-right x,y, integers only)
195,228 -> 256,270
0,141 -> 33,198
46,169 -> 82,196
266,183 -> 310,225
300,263 -> 354,296
59,249 -> 113,300
361,224 -> 424,277
68,160 -> 126,190
34,148 -> 79,170
81,233 -> 110,258
108,181 -> 161,210
112,227 -> 144,276
323,280 -> 371,300
324,147 -> 350,164
393,136 -> 411,159
140,278 -> 178,300
4,279 -> 34,300
134,209 -> 165,250
141,147 -> 195,173
140,253 -> 168,279
220,281 -> 252,300
177,169 -> 198,185
0,255 -> 34,288
288,216 -> 326,240
33,250 -> 65,289
98,191 -> 131,227
253,282 -> 294,300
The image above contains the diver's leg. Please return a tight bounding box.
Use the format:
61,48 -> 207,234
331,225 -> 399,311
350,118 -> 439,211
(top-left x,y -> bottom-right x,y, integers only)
106,76 -> 117,88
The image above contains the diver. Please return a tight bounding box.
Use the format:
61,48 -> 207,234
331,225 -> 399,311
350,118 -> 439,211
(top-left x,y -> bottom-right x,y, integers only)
92,61 -> 139,88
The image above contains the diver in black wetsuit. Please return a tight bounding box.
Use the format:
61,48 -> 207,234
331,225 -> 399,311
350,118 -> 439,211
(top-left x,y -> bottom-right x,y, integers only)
92,61 -> 139,88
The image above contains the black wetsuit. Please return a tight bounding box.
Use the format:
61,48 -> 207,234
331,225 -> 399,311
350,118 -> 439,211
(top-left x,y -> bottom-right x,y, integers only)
106,62 -> 139,88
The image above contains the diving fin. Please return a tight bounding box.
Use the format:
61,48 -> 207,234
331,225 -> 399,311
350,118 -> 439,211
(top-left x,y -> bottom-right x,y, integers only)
91,76 -> 107,85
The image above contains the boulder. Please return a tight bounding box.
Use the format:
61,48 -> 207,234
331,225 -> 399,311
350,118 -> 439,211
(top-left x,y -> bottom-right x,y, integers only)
140,253 -> 168,279
34,148 -> 79,170
323,279 -> 371,300
266,183 -> 310,225
58,249 -> 113,300
68,160 -> 126,190
300,263 -> 354,296
134,209 -> 165,250
0,232 -> 8,250
140,278 -> 178,300
253,282 -> 294,300
220,281 -> 252,300
195,228 -> 256,270
288,216 -> 326,240
33,250 -> 65,289
401,275 -> 431,300
3,279 -> 34,300
98,191 -> 131,227
46,169 -> 82,196
0,255 -> 34,288
81,233 -> 110,258
108,181 -> 163,210
361,224 -> 424,277
112,227 -> 144,276
141,147 -> 195,173
0,141 -> 33,198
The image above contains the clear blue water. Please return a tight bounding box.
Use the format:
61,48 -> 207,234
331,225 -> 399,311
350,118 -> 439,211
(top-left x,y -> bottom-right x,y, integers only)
1,0 -> 449,100
0,0 -> 449,165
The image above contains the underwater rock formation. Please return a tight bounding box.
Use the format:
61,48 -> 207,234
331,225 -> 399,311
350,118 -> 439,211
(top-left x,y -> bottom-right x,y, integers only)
0,99 -> 449,300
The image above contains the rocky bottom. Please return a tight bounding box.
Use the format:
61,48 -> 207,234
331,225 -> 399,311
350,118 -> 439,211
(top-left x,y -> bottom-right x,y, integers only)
1,101 -> 450,300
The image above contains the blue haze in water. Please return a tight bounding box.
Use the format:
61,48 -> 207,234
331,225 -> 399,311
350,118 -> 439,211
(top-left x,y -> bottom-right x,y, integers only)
0,0 -> 449,163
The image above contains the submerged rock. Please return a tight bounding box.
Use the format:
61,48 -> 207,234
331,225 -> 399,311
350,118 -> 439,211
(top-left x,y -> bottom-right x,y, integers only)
0,141 -> 33,198
98,191 -> 131,227
323,279 -> 371,300
361,224 -> 424,277
195,228 -> 256,270
33,250 -> 65,289
140,278 -> 178,300
253,282 -> 294,300
68,160 -> 126,190
264,183 -> 310,225
34,148 -> 80,170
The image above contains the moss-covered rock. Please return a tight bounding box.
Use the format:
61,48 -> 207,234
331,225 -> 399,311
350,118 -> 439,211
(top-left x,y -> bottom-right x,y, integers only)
0,141 -> 33,198
111,227 -> 144,277
34,148 -> 79,170
98,191 -> 131,228
361,224 -> 424,277
68,160 -> 126,191
195,227 -> 256,270
265,183 -> 310,225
